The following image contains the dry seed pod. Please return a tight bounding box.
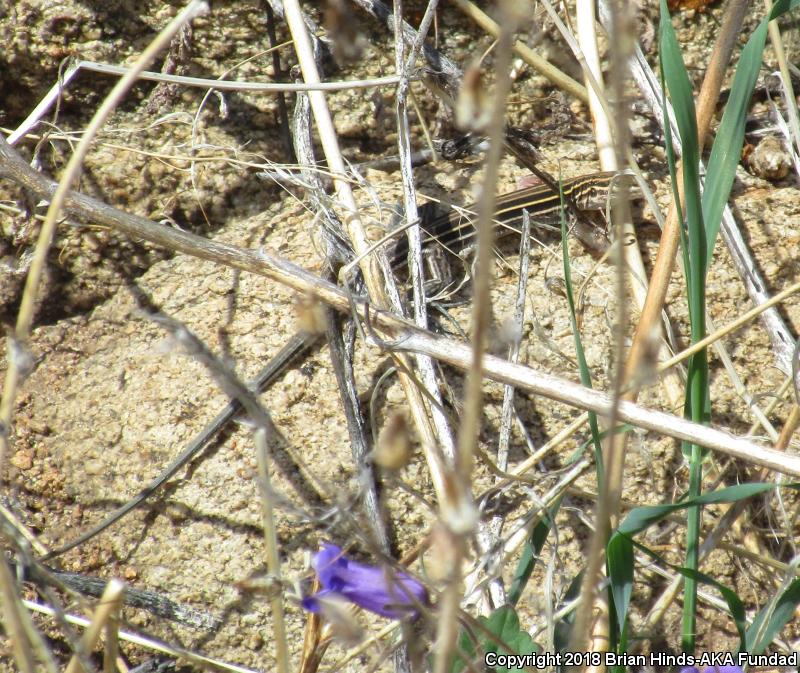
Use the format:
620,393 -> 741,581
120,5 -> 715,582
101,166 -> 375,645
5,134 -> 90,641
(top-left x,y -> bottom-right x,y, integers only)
315,595 -> 364,646
426,521 -> 464,582
323,0 -> 363,61
456,63 -> 491,132
295,294 -> 328,335
373,411 -> 412,471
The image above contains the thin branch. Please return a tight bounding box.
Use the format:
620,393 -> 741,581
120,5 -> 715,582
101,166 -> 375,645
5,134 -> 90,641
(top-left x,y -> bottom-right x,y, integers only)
23,599 -> 258,673
470,209 -> 532,609
9,62 -> 409,145
571,0 -> 637,652
282,0 -> 453,524
435,2 -> 519,670
255,429 -> 290,673
2,136 -> 799,476
0,556 -> 36,673
763,0 -> 800,176
392,0 -> 458,467
451,0 -> 590,104
64,579 -> 125,673
0,0 -> 209,465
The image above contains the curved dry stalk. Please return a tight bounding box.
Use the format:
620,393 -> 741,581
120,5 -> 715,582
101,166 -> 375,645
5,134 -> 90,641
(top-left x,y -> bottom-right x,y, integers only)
7,60 -> 408,146
254,427 -> 290,673
3,136 -> 799,477
433,3 -> 522,670
64,579 -> 125,673
451,0 -> 590,104
23,599 -> 257,673
0,0 -> 209,465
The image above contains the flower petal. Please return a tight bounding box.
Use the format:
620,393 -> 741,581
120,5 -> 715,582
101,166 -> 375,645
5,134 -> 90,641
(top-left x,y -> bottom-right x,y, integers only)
312,544 -> 349,586
301,587 -> 335,614
305,544 -> 428,619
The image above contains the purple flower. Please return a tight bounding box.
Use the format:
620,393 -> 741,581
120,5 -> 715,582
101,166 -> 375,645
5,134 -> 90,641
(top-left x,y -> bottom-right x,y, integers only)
302,544 -> 428,619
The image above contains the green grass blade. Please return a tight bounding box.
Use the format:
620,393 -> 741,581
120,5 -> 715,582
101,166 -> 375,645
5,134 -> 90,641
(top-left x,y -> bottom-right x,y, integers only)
559,184 -> 603,477
615,482 -> 785,536
745,578 -> 800,654
703,0 -> 800,270
658,0 -> 703,251
658,0 -> 709,434
507,502 -> 561,606
605,483 -> 776,638
607,531 -> 634,635
659,0 -> 710,650
629,538 -> 747,646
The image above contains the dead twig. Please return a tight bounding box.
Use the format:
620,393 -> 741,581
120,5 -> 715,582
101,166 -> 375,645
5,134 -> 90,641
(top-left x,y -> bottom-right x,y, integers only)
2,137 -> 799,475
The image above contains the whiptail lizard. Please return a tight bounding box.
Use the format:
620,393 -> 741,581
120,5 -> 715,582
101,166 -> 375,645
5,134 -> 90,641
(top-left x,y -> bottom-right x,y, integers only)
46,170 -> 637,559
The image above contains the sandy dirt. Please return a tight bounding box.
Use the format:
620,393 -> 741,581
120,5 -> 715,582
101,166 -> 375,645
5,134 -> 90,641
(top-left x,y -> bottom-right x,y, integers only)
1,1 -> 799,671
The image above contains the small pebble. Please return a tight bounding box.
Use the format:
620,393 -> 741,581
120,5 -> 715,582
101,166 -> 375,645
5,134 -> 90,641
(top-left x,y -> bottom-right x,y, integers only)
84,459 -> 104,475
10,450 -> 33,470
747,136 -> 791,180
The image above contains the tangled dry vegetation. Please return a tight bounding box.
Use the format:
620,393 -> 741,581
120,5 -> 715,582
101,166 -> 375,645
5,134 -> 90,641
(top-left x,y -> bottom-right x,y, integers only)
1,1 -> 800,672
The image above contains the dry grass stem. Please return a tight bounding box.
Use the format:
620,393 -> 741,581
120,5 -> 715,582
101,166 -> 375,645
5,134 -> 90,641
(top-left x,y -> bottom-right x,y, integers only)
0,555 -> 36,673
763,0 -> 800,166
283,0 -> 451,522
0,0 -> 209,464
7,61 -> 407,147
658,279 -> 800,374
4,2 -> 799,667
569,0 -> 639,651
22,599 -> 257,673
64,579 -> 125,673
256,428 -> 291,673
392,0 -> 458,470
451,0 -> 590,105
